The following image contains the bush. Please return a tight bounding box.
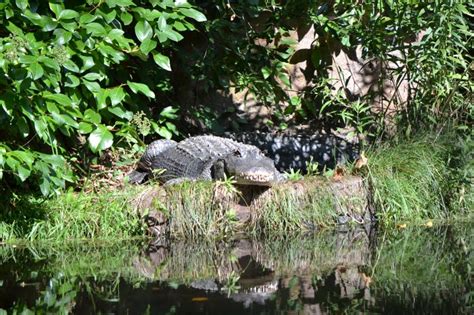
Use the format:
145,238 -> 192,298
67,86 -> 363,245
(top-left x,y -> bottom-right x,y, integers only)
0,0 -> 206,194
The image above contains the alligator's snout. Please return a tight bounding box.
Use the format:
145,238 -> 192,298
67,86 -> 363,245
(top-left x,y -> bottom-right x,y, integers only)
222,150 -> 281,186
234,166 -> 280,186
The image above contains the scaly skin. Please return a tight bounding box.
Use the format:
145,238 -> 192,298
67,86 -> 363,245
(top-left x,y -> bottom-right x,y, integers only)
128,135 -> 283,186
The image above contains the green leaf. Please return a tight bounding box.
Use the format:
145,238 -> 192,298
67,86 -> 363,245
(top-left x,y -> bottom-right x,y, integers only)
162,28 -> 184,42
79,14 -> 97,24
44,93 -> 72,106
158,15 -> 167,31
180,8 -> 207,22
78,122 -> 94,134
157,127 -> 172,139
65,73 -> 80,87
34,119 -> 50,141
59,9 -> 79,20
23,11 -> 47,27
261,67 -> 271,79
85,22 -> 107,36
6,22 -> 24,36
42,17 -> 58,31
278,72 -> 291,87
135,20 -> 153,42
6,156 -> 19,170
84,109 -> 101,124
173,21 -> 186,31
39,177 -> 51,196
29,63 -> 44,80
79,55 -> 95,72
17,117 -> 30,137
53,28 -> 72,45
127,81 -> 155,98
83,72 -> 102,81
15,0 -> 28,10
106,0 -> 134,7
83,80 -> 101,93
96,88 -> 109,110
140,38 -> 157,55
62,114 -> 79,128
38,56 -> 60,71
120,11 -> 133,25
46,102 -> 60,114
109,86 -> 126,106
152,52 -> 171,71
108,105 -> 133,119
17,165 -> 31,182
159,106 -> 178,119
100,9 -> 117,24
88,125 -> 114,152
18,55 -> 36,65
11,150 -> 35,167
63,60 -> 80,73
341,35 -> 350,47
49,3 -> 63,17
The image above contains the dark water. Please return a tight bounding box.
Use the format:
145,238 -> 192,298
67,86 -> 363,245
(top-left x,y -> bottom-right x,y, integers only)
0,224 -> 472,314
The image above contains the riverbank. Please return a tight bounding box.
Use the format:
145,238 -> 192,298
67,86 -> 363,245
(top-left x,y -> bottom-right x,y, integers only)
0,134 -> 472,243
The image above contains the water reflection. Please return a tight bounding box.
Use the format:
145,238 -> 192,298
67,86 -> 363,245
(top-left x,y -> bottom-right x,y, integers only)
0,223 -> 471,314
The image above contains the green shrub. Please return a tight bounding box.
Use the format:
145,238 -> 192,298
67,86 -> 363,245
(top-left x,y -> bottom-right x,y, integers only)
0,0 -> 206,195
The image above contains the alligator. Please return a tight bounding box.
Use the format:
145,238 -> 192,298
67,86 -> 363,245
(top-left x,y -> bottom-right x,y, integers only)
128,135 -> 283,186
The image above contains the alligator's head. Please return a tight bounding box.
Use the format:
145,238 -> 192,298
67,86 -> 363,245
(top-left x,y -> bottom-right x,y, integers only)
212,149 -> 282,186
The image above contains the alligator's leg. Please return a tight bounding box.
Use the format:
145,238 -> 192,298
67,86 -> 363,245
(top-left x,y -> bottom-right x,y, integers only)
128,139 -> 177,184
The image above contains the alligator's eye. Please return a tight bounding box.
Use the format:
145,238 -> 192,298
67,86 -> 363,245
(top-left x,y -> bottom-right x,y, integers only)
233,150 -> 242,157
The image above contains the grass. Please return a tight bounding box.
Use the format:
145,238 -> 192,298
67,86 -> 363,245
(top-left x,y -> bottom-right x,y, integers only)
0,186 -> 147,244
250,178 -> 340,236
160,180 -> 241,240
367,133 -> 473,226
0,133 -> 471,242
368,140 -> 448,225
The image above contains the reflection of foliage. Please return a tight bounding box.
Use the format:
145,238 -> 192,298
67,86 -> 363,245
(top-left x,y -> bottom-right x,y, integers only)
0,224 -> 472,313
371,224 -> 473,314
8,274 -> 78,314
222,271 -> 241,297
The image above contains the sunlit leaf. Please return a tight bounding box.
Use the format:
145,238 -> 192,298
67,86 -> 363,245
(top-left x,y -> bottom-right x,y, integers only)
127,81 -> 155,98
135,20 -> 153,42
88,125 -> 113,152
180,8 -> 207,22
152,52 -> 171,71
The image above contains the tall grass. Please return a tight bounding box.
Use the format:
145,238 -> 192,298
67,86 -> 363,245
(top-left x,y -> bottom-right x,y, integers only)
368,139 -> 449,225
0,187 -> 146,243
250,179 -> 340,236
368,134 -> 473,226
161,181 -> 240,240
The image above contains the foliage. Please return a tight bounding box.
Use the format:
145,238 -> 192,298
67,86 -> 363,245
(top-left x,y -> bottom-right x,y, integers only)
0,187 -> 146,243
368,139 -> 447,225
0,0 -> 472,197
0,0 -> 204,195
188,1 -> 472,135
